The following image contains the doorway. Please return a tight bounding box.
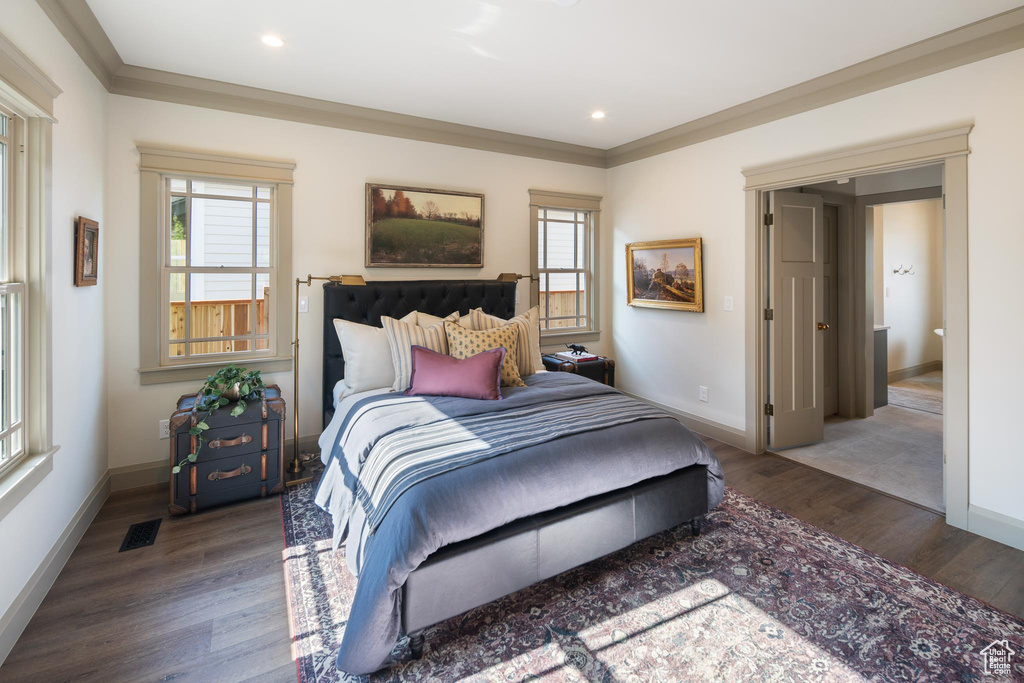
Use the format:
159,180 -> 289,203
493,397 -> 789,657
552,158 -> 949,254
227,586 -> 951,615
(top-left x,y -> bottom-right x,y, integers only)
763,171 -> 945,512
742,126 -> 971,528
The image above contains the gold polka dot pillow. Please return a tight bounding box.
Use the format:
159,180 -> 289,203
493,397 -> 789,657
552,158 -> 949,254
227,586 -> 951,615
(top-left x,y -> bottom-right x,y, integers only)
460,306 -> 541,377
444,321 -> 526,388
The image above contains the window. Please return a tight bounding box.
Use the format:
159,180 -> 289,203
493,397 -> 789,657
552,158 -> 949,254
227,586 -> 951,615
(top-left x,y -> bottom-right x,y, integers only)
138,147 -> 294,385
0,107 -> 26,479
529,190 -> 601,338
163,178 -> 274,362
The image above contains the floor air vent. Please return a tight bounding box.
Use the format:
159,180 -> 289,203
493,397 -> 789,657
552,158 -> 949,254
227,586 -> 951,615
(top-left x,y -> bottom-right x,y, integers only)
119,518 -> 162,552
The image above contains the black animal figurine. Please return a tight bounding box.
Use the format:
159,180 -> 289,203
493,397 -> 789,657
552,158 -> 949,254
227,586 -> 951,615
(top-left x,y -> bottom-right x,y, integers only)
566,343 -> 588,356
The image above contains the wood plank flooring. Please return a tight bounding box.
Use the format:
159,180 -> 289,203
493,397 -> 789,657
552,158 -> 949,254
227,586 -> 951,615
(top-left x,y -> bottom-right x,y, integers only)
2,440 -> 1022,681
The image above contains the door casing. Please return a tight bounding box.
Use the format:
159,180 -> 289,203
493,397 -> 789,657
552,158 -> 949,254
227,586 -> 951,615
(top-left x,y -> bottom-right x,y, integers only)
742,125 -> 971,529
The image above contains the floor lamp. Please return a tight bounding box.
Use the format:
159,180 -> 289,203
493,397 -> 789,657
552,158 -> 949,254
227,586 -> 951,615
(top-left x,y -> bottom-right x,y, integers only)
285,273 -> 366,487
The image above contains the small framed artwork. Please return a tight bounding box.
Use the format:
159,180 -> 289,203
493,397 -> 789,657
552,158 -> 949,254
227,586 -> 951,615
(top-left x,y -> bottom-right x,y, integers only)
75,216 -> 99,287
366,183 -> 484,267
626,238 -> 703,312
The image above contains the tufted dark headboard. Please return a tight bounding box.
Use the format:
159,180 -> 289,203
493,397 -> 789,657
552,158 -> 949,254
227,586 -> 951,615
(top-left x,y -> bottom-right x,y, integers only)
322,279 -> 517,427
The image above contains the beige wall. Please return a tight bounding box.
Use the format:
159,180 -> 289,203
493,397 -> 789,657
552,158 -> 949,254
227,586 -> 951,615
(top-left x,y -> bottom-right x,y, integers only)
874,206 -> 885,326
0,0 -> 108,626
104,96 -> 607,470
606,47 -> 1024,523
878,200 -> 943,372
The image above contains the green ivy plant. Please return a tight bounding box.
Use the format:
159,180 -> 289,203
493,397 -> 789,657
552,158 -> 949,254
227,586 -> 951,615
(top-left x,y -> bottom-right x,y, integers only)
172,364 -> 268,474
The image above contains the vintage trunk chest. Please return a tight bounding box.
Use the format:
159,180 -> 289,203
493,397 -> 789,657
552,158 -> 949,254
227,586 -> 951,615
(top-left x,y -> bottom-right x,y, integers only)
169,385 -> 285,515
541,355 -> 615,387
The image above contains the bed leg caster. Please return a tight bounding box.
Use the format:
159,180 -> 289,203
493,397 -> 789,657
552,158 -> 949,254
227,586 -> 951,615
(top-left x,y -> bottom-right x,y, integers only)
409,632 -> 425,660
690,516 -> 703,536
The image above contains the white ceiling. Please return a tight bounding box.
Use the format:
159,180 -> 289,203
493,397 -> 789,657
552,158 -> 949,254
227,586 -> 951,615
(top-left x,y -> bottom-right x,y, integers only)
87,0 -> 1021,149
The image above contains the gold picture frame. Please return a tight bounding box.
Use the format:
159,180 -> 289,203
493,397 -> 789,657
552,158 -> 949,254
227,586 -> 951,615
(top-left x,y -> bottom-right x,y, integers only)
626,238 -> 703,312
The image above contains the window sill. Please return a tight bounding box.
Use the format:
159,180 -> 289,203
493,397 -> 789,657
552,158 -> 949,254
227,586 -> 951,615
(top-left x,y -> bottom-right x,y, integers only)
0,446 -> 58,522
540,329 -> 601,345
139,355 -> 293,385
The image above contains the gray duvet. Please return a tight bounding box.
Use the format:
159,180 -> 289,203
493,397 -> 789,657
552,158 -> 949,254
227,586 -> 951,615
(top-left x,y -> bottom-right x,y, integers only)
314,372 -> 724,675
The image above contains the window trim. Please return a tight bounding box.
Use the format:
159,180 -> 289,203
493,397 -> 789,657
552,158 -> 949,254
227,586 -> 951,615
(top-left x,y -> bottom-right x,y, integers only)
137,147 -> 295,385
528,189 -> 601,342
0,37 -> 60,509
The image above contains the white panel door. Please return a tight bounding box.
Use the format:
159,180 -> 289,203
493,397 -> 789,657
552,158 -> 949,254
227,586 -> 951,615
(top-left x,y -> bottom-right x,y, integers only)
769,191 -> 825,449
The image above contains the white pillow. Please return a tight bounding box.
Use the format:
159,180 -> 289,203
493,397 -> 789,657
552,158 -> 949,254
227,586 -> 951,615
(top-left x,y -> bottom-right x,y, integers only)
332,319 -> 395,397
400,310 -> 459,328
462,306 -> 543,376
381,313 -> 457,391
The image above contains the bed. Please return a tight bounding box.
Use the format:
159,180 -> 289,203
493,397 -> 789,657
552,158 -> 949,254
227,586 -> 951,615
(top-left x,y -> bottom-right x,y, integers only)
314,279 -> 724,675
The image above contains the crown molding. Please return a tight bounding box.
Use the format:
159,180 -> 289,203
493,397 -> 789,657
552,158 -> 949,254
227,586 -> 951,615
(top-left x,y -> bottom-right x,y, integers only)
35,0 -> 122,90
36,1 -> 1024,170
606,6 -> 1024,168
110,64 -> 608,168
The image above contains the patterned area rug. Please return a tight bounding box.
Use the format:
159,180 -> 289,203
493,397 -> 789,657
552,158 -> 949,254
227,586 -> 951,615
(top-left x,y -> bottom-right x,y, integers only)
281,482 -> 1024,682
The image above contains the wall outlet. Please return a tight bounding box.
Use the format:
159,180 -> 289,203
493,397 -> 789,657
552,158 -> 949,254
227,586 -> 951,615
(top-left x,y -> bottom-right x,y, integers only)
699,386 -> 708,402
723,295 -> 734,312
158,419 -> 170,440
298,295 -> 309,313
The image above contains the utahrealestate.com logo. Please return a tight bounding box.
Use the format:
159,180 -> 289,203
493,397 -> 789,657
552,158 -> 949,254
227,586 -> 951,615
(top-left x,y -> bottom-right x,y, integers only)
980,639 -> 1015,677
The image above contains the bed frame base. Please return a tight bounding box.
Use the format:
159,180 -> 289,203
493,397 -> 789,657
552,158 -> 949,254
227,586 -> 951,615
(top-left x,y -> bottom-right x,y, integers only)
401,465 -> 709,660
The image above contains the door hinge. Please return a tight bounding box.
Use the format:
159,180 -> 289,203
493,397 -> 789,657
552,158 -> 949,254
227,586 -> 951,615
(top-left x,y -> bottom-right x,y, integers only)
764,308 -> 773,321
764,403 -> 774,416
764,213 -> 773,226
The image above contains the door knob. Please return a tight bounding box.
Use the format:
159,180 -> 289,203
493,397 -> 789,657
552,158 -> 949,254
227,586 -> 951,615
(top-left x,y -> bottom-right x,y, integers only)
817,322 -> 829,331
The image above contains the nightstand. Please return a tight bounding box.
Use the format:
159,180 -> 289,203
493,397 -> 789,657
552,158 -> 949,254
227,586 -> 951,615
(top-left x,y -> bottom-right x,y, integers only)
542,355 -> 615,387
168,385 -> 286,515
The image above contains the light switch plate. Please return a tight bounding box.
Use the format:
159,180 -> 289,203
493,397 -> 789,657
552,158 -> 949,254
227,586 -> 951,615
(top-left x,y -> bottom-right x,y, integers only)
723,296 -> 734,312
298,295 -> 309,313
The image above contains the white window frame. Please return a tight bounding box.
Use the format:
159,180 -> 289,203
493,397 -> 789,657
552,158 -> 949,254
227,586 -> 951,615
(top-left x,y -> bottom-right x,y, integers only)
159,176 -> 277,365
0,32 -> 60,518
0,105 -> 27,482
529,189 -> 602,342
137,147 -> 295,385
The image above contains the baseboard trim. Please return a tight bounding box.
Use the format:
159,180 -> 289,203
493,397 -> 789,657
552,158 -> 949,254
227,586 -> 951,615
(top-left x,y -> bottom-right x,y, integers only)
621,391 -> 748,451
968,504 -> 1024,553
0,470 -> 110,665
109,459 -> 167,491
888,360 -> 942,384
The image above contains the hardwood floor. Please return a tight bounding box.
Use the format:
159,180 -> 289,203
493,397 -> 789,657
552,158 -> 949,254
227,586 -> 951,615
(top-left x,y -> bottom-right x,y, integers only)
2,441 -> 1022,681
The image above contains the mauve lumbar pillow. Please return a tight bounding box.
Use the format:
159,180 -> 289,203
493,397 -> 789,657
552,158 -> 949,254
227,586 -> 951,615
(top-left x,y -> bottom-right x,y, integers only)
404,345 -> 505,400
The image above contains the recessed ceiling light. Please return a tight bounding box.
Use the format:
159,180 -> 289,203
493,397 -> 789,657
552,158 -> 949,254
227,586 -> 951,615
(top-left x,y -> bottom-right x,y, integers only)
553,0 -> 580,5
261,35 -> 285,48
591,111 -> 606,119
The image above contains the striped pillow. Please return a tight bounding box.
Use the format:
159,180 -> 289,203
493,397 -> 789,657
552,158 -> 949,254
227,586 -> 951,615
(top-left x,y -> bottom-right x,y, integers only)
381,313 -> 458,391
461,306 -> 542,377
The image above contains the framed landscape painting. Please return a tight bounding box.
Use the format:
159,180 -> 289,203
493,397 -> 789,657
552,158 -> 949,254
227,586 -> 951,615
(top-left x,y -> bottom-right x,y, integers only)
626,237 -> 703,312
366,183 -> 484,267
75,216 -> 99,287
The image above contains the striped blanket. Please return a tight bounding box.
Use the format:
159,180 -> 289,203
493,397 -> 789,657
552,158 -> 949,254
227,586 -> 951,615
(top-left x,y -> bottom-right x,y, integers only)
351,392 -> 666,533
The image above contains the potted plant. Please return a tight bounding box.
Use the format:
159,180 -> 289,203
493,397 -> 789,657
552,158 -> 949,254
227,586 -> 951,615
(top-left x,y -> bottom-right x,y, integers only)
172,364 -> 268,474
